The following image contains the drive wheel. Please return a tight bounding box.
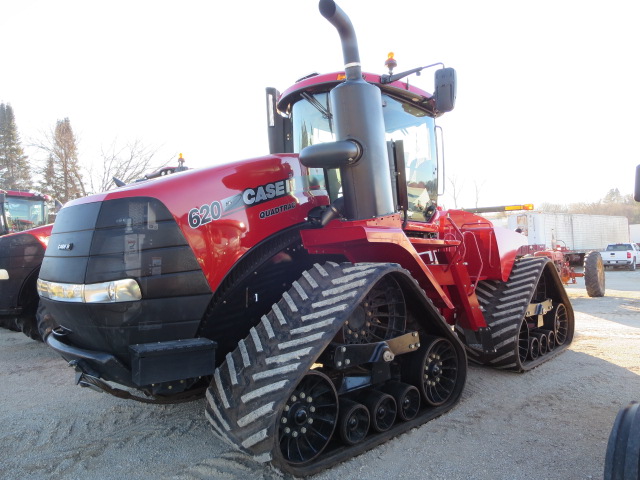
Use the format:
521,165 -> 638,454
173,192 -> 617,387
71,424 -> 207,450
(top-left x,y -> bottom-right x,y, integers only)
584,251 -> 606,297
406,336 -> 459,407
342,275 -> 405,344
276,370 -> 338,465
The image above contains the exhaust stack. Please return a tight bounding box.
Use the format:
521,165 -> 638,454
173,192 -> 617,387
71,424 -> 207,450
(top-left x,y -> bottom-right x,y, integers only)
318,0 -> 361,81
300,0 -> 395,221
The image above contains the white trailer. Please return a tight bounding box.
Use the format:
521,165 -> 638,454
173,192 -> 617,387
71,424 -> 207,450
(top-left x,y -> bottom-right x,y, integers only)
630,224 -> 640,244
507,212 -> 629,260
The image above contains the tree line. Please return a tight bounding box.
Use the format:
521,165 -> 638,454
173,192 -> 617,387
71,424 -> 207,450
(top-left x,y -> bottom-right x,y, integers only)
447,176 -> 640,225
540,189 -> 640,224
0,103 -> 169,204
3,102 -> 638,224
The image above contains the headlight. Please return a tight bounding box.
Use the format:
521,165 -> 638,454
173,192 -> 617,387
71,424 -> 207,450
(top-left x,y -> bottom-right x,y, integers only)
37,278 -> 142,303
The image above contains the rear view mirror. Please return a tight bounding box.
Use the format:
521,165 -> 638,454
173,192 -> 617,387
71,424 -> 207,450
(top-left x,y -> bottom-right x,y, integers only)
435,68 -> 457,113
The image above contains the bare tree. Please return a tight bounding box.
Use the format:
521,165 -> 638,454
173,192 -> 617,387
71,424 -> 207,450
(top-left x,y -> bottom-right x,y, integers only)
540,202 -> 569,213
447,175 -> 464,209
473,179 -> 486,209
86,139 -> 171,194
34,118 -> 85,203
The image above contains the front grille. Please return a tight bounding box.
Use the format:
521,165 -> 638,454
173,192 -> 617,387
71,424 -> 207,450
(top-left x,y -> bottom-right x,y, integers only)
40,197 -> 210,298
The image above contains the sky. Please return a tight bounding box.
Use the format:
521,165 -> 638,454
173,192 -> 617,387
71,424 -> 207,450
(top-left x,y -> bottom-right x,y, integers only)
2,0 -> 639,210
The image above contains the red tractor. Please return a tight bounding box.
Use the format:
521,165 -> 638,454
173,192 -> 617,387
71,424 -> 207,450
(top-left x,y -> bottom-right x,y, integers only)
530,248 -> 605,297
36,1 -> 574,475
0,190 -> 54,335
0,189 -> 52,235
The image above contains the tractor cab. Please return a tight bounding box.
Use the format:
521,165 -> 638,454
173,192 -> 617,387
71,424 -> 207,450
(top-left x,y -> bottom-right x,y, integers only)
267,66 -> 454,227
0,190 -> 51,235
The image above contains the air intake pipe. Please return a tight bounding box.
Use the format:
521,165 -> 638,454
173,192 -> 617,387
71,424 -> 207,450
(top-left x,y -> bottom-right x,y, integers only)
300,0 -> 395,221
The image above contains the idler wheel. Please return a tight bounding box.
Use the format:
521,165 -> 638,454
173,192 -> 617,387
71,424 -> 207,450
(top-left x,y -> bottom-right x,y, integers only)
405,336 -> 459,407
551,303 -> 569,346
528,336 -> 540,361
518,319 -> 530,364
381,381 -> 420,422
277,370 -> 338,465
361,390 -> 397,432
338,398 -> 370,445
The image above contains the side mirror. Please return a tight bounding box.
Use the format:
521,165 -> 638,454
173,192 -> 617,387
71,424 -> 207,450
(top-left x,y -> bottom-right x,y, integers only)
266,87 -> 292,154
435,67 -> 457,113
635,165 -> 640,202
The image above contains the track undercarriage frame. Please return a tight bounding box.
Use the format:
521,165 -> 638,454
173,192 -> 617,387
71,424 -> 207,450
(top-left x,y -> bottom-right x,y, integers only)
207,210 -> 575,474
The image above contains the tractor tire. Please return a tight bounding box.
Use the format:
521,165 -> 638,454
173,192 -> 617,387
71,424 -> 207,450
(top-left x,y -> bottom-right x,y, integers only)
604,401 -> 640,480
584,251 -> 606,297
205,262 -> 467,476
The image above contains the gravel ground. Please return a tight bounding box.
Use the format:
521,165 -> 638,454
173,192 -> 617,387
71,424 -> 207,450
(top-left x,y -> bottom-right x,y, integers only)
1,269 -> 638,480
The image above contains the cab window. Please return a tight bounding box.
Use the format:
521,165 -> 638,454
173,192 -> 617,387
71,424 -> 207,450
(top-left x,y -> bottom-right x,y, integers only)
291,92 -> 437,215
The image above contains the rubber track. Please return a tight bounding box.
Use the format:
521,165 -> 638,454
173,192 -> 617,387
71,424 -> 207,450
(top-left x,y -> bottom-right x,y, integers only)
205,262 -> 408,470
466,256 -> 571,371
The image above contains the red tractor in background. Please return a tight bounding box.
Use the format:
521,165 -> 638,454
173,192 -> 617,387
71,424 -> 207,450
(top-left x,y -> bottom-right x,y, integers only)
0,190 -> 54,335
35,1 -> 574,475
529,247 -> 605,297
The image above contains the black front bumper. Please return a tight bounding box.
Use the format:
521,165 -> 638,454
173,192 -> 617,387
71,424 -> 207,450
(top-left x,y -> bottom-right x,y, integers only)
47,328 -> 217,388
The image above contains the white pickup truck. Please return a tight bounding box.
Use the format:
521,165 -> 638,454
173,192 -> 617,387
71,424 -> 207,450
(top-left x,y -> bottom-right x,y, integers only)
602,243 -> 639,270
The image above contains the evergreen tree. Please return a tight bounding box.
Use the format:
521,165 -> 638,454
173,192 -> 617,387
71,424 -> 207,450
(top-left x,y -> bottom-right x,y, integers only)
38,154 -> 61,198
38,118 -> 85,203
0,103 -> 31,190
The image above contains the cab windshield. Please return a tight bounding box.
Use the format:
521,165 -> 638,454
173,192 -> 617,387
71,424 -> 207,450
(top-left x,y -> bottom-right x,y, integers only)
291,92 -> 437,220
3,197 -> 48,232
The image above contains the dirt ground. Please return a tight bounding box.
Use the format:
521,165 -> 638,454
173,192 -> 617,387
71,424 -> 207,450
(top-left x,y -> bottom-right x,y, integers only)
1,269 -> 639,480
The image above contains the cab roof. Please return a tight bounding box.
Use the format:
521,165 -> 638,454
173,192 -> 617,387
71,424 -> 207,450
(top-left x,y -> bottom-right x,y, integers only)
277,72 -> 438,117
